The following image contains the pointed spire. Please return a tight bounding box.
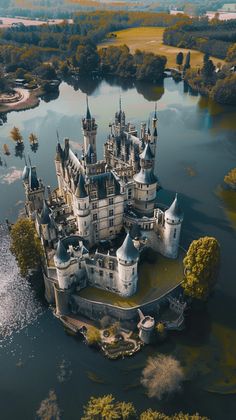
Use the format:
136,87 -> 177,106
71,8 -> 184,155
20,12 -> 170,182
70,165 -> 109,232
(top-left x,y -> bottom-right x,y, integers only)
147,118 -> 151,135
55,239 -> 70,264
154,102 -> 157,119
75,173 -> 87,198
40,200 -> 51,224
29,166 -> 39,190
23,153 -> 27,166
28,154 -> 32,167
139,143 -> 154,161
165,193 -> 184,222
116,232 -> 139,262
119,95 -> 122,114
86,95 -> 91,120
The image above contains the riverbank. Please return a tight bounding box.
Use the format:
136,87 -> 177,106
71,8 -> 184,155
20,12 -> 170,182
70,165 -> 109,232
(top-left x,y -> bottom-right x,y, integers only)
0,87 -> 42,113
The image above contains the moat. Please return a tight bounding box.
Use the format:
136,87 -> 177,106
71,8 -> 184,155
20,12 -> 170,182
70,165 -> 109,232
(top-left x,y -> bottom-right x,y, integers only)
0,77 -> 236,419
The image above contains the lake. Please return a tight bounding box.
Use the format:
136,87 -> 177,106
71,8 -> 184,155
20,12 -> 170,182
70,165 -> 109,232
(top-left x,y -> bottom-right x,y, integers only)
0,77 -> 236,419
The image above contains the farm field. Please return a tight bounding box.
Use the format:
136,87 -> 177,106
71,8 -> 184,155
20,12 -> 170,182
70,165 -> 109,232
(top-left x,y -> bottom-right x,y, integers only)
99,27 -> 225,68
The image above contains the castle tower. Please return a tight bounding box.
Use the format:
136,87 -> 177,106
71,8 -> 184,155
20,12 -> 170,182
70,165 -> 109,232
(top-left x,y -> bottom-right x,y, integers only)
137,309 -> 155,344
133,143 -> 158,215
116,232 -> 139,297
82,97 -> 97,162
55,140 -> 64,197
150,103 -> 158,156
73,173 -> 91,243
39,200 -> 57,246
54,239 -> 74,290
163,194 -> 184,259
24,160 -> 45,216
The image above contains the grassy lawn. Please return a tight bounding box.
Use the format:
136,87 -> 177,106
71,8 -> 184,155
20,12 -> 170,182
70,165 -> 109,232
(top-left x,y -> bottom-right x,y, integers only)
99,27 -> 225,68
79,252 -> 184,308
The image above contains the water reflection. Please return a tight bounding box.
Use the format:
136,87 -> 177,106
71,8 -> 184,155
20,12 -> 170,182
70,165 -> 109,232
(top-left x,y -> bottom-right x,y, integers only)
0,225 -> 43,343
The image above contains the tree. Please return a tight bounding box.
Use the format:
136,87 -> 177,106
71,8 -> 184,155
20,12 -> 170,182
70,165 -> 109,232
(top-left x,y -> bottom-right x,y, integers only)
36,390 -> 61,420
86,326 -> 101,346
211,74 -> 236,106
224,168 -> 236,189
29,133 -> 38,145
182,237 -> 220,300
141,355 -> 184,400
81,394 -> 136,420
176,52 -> 184,69
202,57 -> 215,81
10,126 -> 23,145
140,411 -> 209,420
183,51 -> 191,71
10,218 -> 43,276
76,43 -> 100,75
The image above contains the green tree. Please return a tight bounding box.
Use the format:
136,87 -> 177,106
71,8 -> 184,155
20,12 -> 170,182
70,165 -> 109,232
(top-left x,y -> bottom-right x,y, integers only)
10,126 -> 23,145
183,51 -> 191,71
10,218 -> 43,276
76,43 -> 100,75
202,57 -> 215,81
182,237 -> 220,300
176,52 -> 184,69
211,74 -> 236,106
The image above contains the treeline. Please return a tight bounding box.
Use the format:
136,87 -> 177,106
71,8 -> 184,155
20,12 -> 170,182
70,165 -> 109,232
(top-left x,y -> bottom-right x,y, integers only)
163,18 -> 236,60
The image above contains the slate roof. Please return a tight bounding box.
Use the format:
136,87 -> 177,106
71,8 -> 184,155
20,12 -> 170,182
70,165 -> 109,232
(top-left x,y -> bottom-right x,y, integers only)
165,194 -> 184,222
89,171 -> 121,199
22,165 -> 29,181
116,233 -> 139,262
139,143 -> 154,160
133,168 -> 157,185
55,239 -> 70,264
41,200 -> 51,225
75,173 -> 87,198
29,166 -> 39,190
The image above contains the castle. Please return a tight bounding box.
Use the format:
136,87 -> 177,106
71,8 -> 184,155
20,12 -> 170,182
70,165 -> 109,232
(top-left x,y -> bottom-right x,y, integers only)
22,99 -> 183,316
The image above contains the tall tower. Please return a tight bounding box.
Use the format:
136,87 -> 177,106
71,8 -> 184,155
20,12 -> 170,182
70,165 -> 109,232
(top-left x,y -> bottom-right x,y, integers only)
73,173 -> 91,244
23,158 -> 45,216
55,138 -> 64,196
82,97 -> 97,163
163,194 -> 184,259
133,143 -> 158,215
115,97 -> 126,132
116,232 -> 139,297
150,103 -> 158,156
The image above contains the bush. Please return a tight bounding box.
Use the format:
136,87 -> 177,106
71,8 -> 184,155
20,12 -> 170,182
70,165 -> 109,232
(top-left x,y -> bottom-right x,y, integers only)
224,168 -> 236,189
86,326 -> 101,346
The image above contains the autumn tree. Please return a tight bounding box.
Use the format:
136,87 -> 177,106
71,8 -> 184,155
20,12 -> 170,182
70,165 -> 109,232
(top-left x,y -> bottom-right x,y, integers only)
182,237 -> 220,300
10,127 -> 23,145
10,218 -> 43,276
141,355 -> 184,400
224,168 -> 236,189
81,394 -> 136,420
29,133 -> 38,145
86,326 -> 101,346
140,410 -> 209,420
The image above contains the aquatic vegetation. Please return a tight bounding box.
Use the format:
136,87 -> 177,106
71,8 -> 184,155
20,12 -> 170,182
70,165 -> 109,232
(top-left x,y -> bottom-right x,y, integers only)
86,371 -> 106,384
36,390 -> 61,420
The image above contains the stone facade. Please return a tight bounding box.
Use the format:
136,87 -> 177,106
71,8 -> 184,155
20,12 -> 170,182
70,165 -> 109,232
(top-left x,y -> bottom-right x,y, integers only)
22,99 -> 184,317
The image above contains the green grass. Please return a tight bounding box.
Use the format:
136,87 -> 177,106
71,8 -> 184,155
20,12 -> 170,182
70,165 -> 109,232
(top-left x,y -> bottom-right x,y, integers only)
79,252 -> 184,308
99,27 -> 225,68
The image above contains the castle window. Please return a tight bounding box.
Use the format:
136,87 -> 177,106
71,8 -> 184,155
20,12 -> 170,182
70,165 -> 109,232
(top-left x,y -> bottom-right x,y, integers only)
132,268 -> 135,274
128,189 -> 132,199
174,229 -> 177,238
109,272 -> 113,279
109,261 -> 114,270
99,270 -> 103,277
109,198 -> 114,205
91,191 -> 97,200
109,209 -> 114,217
84,221 -> 86,226
109,219 -> 114,227
79,262 -> 82,269
90,267 -> 94,274
93,213 -> 97,221
92,202 -> 97,210
107,187 -> 114,195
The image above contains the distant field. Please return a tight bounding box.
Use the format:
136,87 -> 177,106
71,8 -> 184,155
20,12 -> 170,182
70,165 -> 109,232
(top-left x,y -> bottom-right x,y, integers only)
99,27 -> 225,68
0,17 -> 72,28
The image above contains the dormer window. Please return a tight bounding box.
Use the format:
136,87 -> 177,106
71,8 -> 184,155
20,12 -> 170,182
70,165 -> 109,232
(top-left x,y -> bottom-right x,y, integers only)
107,187 -> 114,195
91,191 -> 97,200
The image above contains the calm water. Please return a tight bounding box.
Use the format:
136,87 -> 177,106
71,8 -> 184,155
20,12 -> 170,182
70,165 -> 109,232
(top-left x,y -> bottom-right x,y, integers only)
0,78 -> 236,419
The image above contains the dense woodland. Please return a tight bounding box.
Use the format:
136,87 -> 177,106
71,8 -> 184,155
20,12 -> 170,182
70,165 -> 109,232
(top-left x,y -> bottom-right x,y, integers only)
163,18 -> 236,60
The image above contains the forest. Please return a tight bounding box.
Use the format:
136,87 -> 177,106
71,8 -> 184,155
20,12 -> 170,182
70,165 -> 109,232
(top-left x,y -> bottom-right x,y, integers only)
163,18 -> 236,60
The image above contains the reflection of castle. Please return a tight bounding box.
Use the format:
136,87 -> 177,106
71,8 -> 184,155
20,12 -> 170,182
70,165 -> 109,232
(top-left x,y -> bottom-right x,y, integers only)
22,99 -> 183,315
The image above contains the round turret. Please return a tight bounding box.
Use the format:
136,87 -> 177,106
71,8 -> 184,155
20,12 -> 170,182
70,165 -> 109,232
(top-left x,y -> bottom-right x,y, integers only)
54,239 -> 70,269
163,194 -> 183,259
116,233 -> 139,297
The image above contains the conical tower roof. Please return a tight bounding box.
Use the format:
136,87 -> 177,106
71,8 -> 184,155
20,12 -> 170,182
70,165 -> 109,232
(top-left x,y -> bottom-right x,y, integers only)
75,173 -> 87,198
41,200 -> 51,225
116,233 -> 139,262
55,239 -> 70,264
139,143 -> 154,160
22,165 -> 29,182
29,166 -> 39,190
165,194 -> 184,222
86,96 -> 91,120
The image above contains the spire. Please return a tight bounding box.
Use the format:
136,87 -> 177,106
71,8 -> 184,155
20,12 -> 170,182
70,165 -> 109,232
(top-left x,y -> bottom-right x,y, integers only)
75,173 -> 87,198
154,102 -> 157,120
29,166 -> 39,190
55,239 -> 70,264
165,193 -> 184,222
116,232 -> 139,262
86,95 -> 91,120
28,154 -> 32,167
119,95 -> 122,114
147,118 -> 151,135
139,143 -> 154,161
22,154 -> 29,182
40,200 -> 51,224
